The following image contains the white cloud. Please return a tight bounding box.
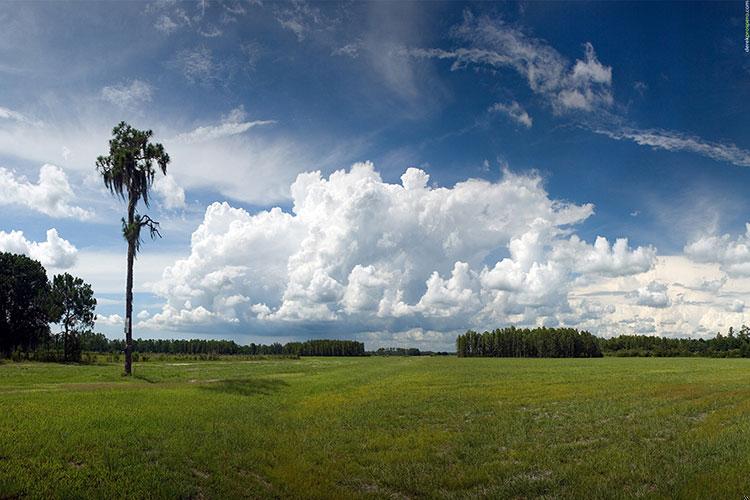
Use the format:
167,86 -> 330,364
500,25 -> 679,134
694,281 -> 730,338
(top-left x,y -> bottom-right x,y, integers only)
0,228 -> 77,269
174,106 -> 275,144
553,235 -> 656,277
153,175 -> 186,209
684,224 -> 750,277
632,281 -> 671,308
96,314 -> 123,326
0,164 -> 92,219
595,128 -> 750,168
101,79 -> 153,108
728,299 -> 745,313
171,47 -> 217,85
144,163 -> 654,335
488,101 -> 532,128
0,105 -> 35,124
274,0 -> 325,41
154,15 -> 178,34
403,13 -> 613,113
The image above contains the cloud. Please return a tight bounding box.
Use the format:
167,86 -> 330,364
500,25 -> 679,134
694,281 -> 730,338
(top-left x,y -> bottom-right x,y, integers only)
728,299 -> 745,313
0,228 -> 77,269
154,15 -> 178,34
174,106 -> 275,144
332,43 -> 360,58
171,47 -> 218,85
274,0 -> 326,41
631,281 -> 671,308
153,174 -> 186,209
0,105 -> 35,125
402,12 -> 613,114
595,128 -> 750,168
101,79 -> 153,108
488,101 -> 532,128
145,163 -> 653,335
684,224 -> 750,276
96,314 -> 123,326
0,164 -> 92,219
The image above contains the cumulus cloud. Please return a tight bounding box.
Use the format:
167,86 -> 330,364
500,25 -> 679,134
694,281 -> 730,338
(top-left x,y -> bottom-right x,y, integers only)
0,164 -> 92,219
153,175 -> 186,209
101,79 -> 153,108
174,106 -> 275,144
595,128 -> 750,168
145,163 -> 654,335
631,281 -> 671,308
684,224 -> 750,277
96,314 -> 123,326
0,228 -> 77,269
402,13 -> 613,114
488,101 -> 532,128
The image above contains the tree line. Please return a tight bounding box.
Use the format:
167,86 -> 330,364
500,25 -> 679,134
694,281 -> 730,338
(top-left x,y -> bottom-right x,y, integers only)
456,327 -> 603,358
457,326 -> 750,358
75,333 -> 366,357
600,327 -> 750,357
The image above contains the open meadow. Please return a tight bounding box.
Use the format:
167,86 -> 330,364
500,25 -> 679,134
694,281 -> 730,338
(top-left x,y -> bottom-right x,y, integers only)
3,357 -> 750,498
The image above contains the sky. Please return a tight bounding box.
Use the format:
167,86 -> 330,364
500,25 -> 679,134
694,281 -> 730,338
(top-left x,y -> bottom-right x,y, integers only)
1,1 -> 749,350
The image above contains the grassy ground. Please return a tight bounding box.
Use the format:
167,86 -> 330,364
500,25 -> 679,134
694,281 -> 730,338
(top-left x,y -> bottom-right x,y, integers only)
2,357 -> 750,499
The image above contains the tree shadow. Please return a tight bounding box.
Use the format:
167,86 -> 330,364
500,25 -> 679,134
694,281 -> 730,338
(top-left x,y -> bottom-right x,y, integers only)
200,378 -> 288,397
133,372 -> 158,384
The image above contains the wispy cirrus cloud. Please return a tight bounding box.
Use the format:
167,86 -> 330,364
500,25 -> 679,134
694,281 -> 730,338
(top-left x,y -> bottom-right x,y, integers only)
173,106 -> 275,144
101,79 -> 153,108
594,127 -> 750,168
488,101 -> 532,128
401,12 -> 613,114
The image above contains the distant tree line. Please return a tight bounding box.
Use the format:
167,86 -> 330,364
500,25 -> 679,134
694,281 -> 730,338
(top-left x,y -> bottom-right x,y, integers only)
77,333 -> 365,357
600,327 -> 750,357
372,347 -> 422,356
456,327 -> 603,358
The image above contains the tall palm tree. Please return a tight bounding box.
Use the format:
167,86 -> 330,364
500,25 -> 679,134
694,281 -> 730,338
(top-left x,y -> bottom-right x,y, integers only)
96,122 -> 170,375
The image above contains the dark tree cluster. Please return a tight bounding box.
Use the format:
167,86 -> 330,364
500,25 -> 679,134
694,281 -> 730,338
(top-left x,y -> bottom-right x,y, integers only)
274,339 -> 366,356
0,253 -> 96,361
600,327 -> 750,357
77,334 -> 365,357
372,347 -> 422,356
456,327 -> 602,358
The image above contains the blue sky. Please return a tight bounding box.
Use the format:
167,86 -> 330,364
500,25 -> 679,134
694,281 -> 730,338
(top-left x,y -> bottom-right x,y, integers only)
1,1 -> 750,349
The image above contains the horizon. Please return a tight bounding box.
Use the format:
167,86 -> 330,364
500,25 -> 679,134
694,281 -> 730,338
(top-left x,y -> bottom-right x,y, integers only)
1,1 -> 749,351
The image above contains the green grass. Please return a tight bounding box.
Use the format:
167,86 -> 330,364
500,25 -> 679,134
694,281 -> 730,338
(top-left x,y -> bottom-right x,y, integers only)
2,357 -> 750,498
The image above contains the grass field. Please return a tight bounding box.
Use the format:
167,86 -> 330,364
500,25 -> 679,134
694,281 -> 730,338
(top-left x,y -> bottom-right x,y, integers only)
2,357 -> 750,498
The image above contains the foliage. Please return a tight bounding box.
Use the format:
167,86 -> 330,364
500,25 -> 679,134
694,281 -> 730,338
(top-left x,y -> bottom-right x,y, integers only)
283,339 -> 365,356
372,347 -> 422,356
456,327 -> 602,358
76,334 -> 365,357
96,121 -> 170,375
0,252 -> 54,355
600,326 -> 750,357
50,273 -> 97,362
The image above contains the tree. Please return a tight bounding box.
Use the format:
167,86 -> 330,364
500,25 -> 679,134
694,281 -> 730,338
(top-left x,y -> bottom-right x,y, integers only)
0,253 -> 53,356
50,273 -> 97,362
96,122 -> 170,375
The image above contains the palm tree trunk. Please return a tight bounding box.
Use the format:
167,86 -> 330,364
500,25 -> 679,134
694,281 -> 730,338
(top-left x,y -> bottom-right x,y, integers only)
124,197 -> 136,376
